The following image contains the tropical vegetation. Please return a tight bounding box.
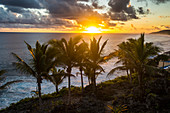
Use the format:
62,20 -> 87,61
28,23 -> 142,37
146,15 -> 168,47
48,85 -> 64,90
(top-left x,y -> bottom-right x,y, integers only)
11,41 -> 51,105
86,37 -> 109,92
108,34 -> 161,93
48,36 -> 84,105
44,68 -> 65,94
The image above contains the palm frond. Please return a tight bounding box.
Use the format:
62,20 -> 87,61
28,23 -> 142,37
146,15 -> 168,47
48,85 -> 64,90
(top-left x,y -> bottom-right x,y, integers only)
11,52 -> 35,76
107,66 -> 126,77
96,65 -> 105,73
97,36 -> 102,50
24,41 -> 35,59
42,43 -> 48,54
115,60 -> 122,65
0,70 -> 6,76
72,35 -> 82,45
99,39 -> 108,55
61,38 -> 68,55
0,80 -> 23,89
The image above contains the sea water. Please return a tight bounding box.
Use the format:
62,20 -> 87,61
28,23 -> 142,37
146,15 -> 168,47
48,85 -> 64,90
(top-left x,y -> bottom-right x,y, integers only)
0,33 -> 169,109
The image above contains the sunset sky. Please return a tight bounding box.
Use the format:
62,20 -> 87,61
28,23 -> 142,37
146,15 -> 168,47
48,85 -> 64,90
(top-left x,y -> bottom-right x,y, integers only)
0,0 -> 170,33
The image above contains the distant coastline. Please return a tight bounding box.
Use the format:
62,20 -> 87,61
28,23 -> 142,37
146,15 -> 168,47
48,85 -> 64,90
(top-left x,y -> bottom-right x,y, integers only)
150,30 -> 170,35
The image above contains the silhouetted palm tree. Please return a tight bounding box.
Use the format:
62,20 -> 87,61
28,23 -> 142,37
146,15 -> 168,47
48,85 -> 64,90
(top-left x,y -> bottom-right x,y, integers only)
87,36 -> 108,92
12,41 -> 50,105
44,68 -> 65,94
131,34 -> 160,87
108,34 -> 161,89
49,36 -> 82,105
107,41 -> 134,83
83,63 -> 93,85
75,41 -> 88,93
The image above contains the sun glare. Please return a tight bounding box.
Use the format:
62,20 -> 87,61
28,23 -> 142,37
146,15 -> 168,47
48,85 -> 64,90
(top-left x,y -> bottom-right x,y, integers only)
84,26 -> 101,33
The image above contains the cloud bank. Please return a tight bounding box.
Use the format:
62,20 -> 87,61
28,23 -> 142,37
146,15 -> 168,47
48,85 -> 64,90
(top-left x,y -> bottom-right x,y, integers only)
0,0 -> 169,30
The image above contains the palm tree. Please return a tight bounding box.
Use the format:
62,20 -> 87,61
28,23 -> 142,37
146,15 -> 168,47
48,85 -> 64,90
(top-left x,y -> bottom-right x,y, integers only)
87,36 -> 109,92
131,34 -> 161,88
108,34 -> 161,89
12,41 -> 50,105
83,63 -> 93,85
75,41 -> 88,93
49,36 -> 82,105
44,68 -> 65,94
107,41 -> 134,83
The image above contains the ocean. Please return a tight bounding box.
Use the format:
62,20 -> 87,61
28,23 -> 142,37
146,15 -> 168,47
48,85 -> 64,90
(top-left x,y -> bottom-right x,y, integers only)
0,33 -> 169,109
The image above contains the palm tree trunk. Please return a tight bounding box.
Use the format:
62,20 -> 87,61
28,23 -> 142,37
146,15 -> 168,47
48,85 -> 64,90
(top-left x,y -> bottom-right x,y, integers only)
56,85 -> 59,94
130,73 -> 132,84
68,74 -> 71,105
127,69 -> 132,84
130,69 -> 133,84
126,70 -> 130,81
80,68 -> 84,94
67,67 -> 71,105
93,68 -> 96,93
138,71 -> 144,100
88,77 -> 91,85
37,77 -> 42,105
138,70 -> 143,88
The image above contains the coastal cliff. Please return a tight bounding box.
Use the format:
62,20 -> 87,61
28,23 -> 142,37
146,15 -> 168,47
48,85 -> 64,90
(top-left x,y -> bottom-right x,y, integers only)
151,30 -> 170,35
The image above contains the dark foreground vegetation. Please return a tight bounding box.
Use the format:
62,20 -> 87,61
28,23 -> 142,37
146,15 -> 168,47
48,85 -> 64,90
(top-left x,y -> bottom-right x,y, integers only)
0,33 -> 170,113
0,74 -> 170,113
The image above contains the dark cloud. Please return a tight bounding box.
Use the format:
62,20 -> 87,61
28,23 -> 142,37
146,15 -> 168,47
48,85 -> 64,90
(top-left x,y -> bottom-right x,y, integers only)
137,7 -> 145,14
108,0 -> 138,21
108,22 -> 117,27
77,0 -> 89,2
0,6 -> 77,28
109,12 -> 128,21
44,0 -> 95,19
0,0 -> 160,29
108,0 -> 130,12
151,0 -> 170,4
6,5 -> 26,13
0,0 -> 106,28
44,0 -> 108,27
91,0 -> 105,9
109,11 -> 138,21
137,0 -> 170,5
0,7 -> 16,23
0,0 -> 44,9
137,7 -> 150,15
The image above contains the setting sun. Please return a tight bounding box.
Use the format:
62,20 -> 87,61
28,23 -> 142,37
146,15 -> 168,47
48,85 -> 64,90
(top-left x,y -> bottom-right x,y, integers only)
84,27 -> 101,33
